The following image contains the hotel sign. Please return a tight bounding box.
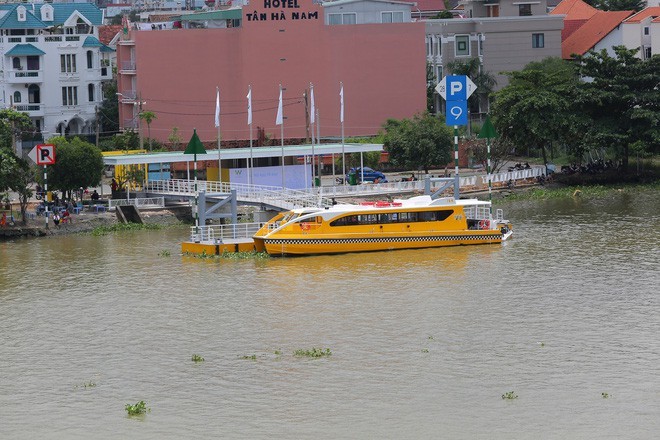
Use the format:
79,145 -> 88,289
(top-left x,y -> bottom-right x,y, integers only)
245,0 -> 320,22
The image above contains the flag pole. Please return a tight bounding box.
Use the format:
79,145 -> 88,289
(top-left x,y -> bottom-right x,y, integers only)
215,86 -> 221,185
278,84 -> 285,188
340,81 -> 346,185
248,85 -> 253,186
310,83 -> 316,188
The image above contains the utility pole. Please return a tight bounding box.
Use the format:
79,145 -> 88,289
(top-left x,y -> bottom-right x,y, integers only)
95,105 -> 100,149
137,92 -> 144,150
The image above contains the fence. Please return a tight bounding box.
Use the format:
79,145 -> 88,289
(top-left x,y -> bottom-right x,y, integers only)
108,197 -> 165,210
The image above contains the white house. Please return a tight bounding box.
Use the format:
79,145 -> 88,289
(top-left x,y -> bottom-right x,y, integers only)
621,7 -> 660,58
0,2 -> 113,149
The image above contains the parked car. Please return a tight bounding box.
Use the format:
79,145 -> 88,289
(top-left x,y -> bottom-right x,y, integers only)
346,167 -> 387,184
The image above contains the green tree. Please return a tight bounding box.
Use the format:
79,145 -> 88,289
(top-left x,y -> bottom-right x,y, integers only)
584,0 -> 645,11
0,149 -> 34,225
0,109 -> 34,151
491,57 -> 583,169
573,48 -> 660,169
139,110 -> 157,151
46,136 -> 104,199
99,79 -> 119,135
383,113 -> 453,173
447,58 -> 497,115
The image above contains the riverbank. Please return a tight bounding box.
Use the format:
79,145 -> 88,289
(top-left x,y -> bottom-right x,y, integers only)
0,207 -> 190,240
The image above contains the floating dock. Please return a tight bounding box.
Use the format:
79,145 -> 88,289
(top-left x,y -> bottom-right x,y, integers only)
182,238 -> 257,255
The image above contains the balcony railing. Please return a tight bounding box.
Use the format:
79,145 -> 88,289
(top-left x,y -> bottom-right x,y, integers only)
7,69 -> 43,83
14,104 -> 43,114
121,61 -> 136,71
119,90 -> 137,100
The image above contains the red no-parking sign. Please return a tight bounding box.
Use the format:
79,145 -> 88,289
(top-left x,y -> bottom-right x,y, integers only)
28,144 -> 56,165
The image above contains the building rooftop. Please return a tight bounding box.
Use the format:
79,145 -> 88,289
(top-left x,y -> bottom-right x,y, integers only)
562,9 -> 634,59
551,0 -> 598,20
624,6 -> 660,23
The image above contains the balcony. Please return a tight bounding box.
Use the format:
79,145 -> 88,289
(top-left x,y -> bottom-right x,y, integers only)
123,118 -> 138,129
120,61 -> 136,74
118,90 -> 137,101
7,69 -> 43,83
14,104 -> 44,117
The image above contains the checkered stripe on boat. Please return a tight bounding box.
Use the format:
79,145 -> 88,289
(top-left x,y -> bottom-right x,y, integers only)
265,235 -> 502,245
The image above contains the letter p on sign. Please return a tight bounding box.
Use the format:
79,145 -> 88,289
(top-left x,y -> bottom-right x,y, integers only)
37,144 -> 56,165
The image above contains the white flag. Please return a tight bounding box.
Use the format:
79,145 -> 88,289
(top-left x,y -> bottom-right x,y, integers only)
247,86 -> 252,125
340,82 -> 344,123
214,87 -> 220,128
275,86 -> 283,126
310,84 -> 315,124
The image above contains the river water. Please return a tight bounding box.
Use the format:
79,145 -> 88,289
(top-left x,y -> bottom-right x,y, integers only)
1,188 -> 659,439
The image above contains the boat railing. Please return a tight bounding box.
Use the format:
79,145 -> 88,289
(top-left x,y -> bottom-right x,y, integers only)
464,205 -> 492,221
190,222 -> 266,243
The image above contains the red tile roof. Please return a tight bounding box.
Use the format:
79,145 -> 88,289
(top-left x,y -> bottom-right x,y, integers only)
411,0 -> 446,12
562,19 -> 588,40
98,25 -> 122,46
551,0 -> 598,20
624,7 -> 660,23
562,10 -> 634,59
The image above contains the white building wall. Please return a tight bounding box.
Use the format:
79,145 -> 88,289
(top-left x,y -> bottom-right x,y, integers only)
652,22 -> 660,55
593,26 -> 624,57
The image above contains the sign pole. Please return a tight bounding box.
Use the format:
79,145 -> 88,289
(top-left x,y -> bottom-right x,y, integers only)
453,125 -> 459,200
43,165 -> 48,229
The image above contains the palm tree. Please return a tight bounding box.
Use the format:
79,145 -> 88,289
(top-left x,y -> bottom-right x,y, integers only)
138,110 -> 157,151
446,59 -> 496,115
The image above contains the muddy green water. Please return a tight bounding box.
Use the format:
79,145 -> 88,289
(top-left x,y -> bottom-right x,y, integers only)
1,188 -> 659,439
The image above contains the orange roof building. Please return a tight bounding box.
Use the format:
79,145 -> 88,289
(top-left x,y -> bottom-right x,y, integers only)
550,0 -> 598,40
560,9 -> 634,58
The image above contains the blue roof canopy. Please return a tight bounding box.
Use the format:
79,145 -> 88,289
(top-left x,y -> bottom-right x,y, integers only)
5,43 -> 45,56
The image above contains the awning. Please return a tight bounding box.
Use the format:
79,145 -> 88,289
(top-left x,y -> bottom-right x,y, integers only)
83,36 -> 103,47
5,44 -> 45,56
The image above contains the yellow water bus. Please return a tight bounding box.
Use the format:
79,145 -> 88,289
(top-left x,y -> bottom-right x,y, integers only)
253,195 -> 513,256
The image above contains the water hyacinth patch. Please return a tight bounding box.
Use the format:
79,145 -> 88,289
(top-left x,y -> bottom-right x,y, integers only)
293,348 -> 332,358
125,400 -> 149,416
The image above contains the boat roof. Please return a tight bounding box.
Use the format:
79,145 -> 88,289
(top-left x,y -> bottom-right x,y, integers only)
290,195 -> 489,215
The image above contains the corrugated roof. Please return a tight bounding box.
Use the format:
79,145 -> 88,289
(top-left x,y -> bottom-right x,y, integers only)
551,0 -> 598,20
83,35 -> 103,47
562,10 -> 634,59
0,5 -> 47,29
51,3 -> 104,26
5,43 -> 46,56
624,7 -> 660,23
175,9 -> 243,21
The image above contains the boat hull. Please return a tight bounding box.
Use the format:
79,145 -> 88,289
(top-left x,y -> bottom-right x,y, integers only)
255,231 -> 504,256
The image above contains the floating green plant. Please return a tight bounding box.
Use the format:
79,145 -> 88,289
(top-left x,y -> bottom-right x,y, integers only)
125,400 -> 149,416
159,249 -> 171,257
274,349 -> 282,356
241,354 -> 257,360
602,392 -> 609,399
421,348 -> 429,353
91,223 -> 161,236
75,381 -> 96,389
191,354 -> 204,363
502,391 -> 518,400
293,348 -> 332,358
428,336 -> 434,340
539,342 -> 545,347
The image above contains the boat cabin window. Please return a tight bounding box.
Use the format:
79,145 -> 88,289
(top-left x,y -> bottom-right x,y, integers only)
330,210 -> 453,226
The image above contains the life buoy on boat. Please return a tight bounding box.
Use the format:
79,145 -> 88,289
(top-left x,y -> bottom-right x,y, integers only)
478,219 -> 490,230
300,222 -> 311,231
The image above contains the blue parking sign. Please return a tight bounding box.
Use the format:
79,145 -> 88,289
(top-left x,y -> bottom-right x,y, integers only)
446,75 -> 467,101
446,101 -> 468,126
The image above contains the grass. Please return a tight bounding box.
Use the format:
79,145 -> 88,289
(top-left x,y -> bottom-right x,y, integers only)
191,354 -> 204,363
90,223 -> 162,236
293,348 -> 332,358
184,251 -> 269,260
502,391 -> 518,400
125,400 -> 149,416
501,181 -> 659,203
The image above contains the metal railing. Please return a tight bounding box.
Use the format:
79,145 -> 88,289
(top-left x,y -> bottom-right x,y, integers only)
190,222 -> 266,243
108,197 -> 165,210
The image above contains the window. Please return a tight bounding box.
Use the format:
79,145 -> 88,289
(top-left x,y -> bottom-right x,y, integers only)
12,57 -> 21,69
519,4 -> 532,16
532,33 -> 544,48
478,33 -> 484,55
13,91 -> 21,103
436,66 -> 443,83
435,35 -> 441,56
455,35 -> 470,56
328,12 -> 356,25
330,210 -> 453,226
88,84 -> 95,102
644,46 -> 651,59
60,54 -> 77,73
643,26 -> 649,36
87,50 -> 93,69
62,86 -> 78,106
381,11 -> 404,23
17,6 -> 26,22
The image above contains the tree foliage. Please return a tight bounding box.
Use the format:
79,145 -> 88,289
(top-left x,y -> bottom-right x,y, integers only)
383,113 -> 453,173
0,109 -> 35,151
46,137 -> 104,196
583,0 -> 645,11
573,48 -> 660,168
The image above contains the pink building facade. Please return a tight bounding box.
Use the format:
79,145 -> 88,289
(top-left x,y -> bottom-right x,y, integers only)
116,0 -> 426,144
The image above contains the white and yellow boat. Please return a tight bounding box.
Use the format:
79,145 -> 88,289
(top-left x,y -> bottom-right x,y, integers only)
253,195 -> 512,256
